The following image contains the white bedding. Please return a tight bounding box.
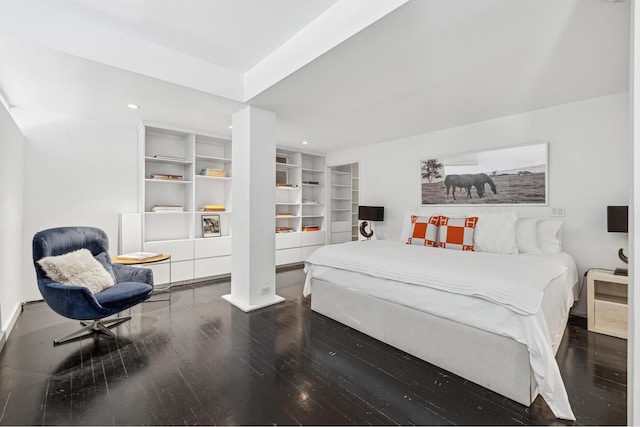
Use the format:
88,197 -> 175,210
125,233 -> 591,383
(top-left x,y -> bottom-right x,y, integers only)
303,240 -> 578,421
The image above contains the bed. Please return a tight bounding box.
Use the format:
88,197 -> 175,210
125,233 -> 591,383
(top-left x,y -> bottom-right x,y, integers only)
303,231 -> 578,421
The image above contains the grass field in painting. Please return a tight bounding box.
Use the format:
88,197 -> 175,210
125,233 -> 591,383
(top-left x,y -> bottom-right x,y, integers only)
421,173 -> 545,205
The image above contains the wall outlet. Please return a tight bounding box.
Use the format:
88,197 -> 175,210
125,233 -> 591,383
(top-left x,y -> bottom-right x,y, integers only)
550,206 -> 565,217
260,286 -> 271,295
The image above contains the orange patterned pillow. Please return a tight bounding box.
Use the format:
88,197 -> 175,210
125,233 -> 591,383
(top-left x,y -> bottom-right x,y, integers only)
407,215 -> 440,247
438,216 -> 478,251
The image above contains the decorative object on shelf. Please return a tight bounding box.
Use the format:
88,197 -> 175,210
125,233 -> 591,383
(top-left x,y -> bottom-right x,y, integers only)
150,173 -> 183,180
151,205 -> 184,213
202,215 -> 221,237
276,183 -> 297,188
607,205 -> 628,275
153,154 -> 185,161
303,180 -> 320,185
276,155 -> 288,164
276,170 -> 288,186
358,206 -> 384,240
200,204 -> 225,212
114,252 -> 160,260
421,142 -> 548,205
200,168 -> 227,177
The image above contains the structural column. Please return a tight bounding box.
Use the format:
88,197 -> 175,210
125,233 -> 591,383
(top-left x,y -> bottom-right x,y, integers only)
223,105 -> 284,312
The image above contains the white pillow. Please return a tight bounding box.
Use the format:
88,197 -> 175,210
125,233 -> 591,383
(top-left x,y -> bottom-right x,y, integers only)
470,210 -> 519,255
399,209 -> 439,242
515,218 -> 542,254
37,248 -> 115,294
537,219 -> 562,253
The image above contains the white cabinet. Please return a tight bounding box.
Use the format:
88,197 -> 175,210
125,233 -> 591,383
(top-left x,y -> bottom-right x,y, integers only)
137,122 -> 233,284
275,148 -> 326,265
587,269 -> 628,339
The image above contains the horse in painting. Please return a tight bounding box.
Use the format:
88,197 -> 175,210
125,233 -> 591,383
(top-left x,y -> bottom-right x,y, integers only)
445,173 -> 497,200
444,174 -> 475,200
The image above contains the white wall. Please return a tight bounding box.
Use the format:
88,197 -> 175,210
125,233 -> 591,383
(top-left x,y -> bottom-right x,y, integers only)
20,118 -> 139,302
326,93 -> 631,316
0,103 -> 24,342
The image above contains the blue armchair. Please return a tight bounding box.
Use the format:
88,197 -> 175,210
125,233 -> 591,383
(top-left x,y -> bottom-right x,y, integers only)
32,226 -> 153,345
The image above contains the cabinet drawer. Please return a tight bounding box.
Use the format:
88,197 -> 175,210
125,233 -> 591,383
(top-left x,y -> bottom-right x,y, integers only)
301,245 -> 323,261
194,237 -> 231,258
144,240 -> 194,261
276,248 -> 302,265
275,232 -> 301,249
301,231 -> 326,247
594,300 -> 628,337
194,256 -> 231,278
332,221 -> 351,232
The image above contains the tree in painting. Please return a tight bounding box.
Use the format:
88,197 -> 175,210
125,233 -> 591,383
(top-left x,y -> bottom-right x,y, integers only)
421,159 -> 443,183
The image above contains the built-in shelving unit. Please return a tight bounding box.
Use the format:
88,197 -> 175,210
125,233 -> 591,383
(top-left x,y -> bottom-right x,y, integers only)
328,163 -> 359,244
275,147 -> 326,265
137,122 -> 232,284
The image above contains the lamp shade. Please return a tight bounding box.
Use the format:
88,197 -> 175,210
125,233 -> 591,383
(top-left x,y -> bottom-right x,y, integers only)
358,206 -> 384,221
607,206 -> 628,232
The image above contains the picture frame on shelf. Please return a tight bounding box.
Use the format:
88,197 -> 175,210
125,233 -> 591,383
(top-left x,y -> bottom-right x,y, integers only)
276,155 -> 288,164
202,215 -> 221,238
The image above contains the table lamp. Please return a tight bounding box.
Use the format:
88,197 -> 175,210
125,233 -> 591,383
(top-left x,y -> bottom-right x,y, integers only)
358,206 -> 384,240
607,205 -> 628,276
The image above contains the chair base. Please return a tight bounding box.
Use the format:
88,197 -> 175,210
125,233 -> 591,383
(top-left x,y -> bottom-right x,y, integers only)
53,317 -> 131,346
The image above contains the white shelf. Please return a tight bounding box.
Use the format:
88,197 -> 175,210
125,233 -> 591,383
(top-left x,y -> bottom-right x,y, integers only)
195,175 -> 232,181
145,178 -> 193,184
302,168 -> 323,173
276,162 -> 301,169
302,183 -> 324,187
195,155 -> 232,163
276,215 -> 301,219
145,211 -> 191,215
145,156 -> 192,165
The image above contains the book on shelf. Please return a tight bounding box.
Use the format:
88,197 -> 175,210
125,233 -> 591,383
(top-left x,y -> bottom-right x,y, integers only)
302,199 -> 318,204
115,252 -> 160,260
276,226 -> 294,233
303,225 -> 321,232
199,204 -> 225,212
153,154 -> 185,161
200,168 -> 227,177
303,181 -> 320,185
277,212 -> 294,216
150,173 -> 183,180
151,205 -> 184,212
276,183 -> 297,188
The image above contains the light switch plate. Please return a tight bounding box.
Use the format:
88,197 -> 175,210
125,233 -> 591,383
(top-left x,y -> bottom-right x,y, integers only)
550,206 -> 565,217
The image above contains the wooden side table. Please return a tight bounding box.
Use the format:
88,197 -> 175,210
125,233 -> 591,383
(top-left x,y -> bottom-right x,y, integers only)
587,268 -> 628,339
113,253 -> 172,301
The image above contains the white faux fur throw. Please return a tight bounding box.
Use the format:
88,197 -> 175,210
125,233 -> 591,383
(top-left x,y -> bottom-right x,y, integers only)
37,248 -> 115,294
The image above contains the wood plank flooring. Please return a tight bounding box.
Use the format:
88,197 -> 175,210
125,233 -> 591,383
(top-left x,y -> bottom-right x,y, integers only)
0,267 -> 626,425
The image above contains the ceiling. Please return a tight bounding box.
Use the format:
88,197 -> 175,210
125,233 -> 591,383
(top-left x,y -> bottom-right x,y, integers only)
0,0 -> 630,153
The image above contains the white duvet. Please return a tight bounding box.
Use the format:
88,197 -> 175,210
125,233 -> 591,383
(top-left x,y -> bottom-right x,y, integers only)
304,240 -> 578,421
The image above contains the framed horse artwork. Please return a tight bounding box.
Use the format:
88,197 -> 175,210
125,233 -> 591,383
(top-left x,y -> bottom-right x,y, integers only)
420,142 -> 548,205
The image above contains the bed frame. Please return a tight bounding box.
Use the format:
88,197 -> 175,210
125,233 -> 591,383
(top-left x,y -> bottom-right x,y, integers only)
310,279 -> 538,406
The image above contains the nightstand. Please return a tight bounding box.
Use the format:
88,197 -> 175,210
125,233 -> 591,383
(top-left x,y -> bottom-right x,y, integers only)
587,268 -> 628,339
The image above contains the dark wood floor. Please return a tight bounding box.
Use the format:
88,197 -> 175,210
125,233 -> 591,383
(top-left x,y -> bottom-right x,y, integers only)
0,267 -> 626,425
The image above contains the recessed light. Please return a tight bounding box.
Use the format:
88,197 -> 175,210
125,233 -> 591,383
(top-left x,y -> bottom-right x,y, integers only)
228,125 -> 233,129
127,104 -> 140,109
301,140 -> 308,145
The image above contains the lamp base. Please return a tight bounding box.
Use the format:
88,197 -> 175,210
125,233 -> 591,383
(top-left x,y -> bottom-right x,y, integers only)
614,268 -> 628,276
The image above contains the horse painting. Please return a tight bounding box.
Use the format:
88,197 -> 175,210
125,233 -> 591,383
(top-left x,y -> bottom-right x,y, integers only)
444,173 -> 497,200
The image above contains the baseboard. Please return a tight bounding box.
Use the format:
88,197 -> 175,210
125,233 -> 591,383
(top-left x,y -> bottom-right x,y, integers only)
0,302 -> 22,354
